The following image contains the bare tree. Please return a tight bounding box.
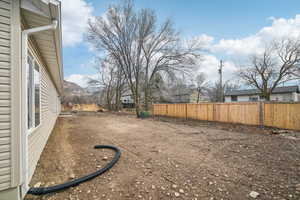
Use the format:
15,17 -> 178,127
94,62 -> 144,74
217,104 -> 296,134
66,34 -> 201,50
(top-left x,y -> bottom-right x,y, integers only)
194,73 -> 207,103
88,0 -> 158,117
206,81 -> 240,102
141,20 -> 200,110
238,38 -> 300,100
88,58 -> 126,110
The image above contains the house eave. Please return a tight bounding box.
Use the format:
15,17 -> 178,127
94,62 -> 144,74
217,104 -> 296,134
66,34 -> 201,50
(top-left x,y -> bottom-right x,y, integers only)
21,0 -> 63,95
225,91 -> 299,97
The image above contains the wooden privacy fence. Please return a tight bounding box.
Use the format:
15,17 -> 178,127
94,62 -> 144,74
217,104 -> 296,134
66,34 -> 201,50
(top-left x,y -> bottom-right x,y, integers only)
153,102 -> 300,130
62,103 -> 102,112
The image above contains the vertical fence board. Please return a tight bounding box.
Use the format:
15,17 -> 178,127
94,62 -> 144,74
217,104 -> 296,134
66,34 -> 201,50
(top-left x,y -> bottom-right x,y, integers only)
153,102 -> 300,130
264,103 -> 300,130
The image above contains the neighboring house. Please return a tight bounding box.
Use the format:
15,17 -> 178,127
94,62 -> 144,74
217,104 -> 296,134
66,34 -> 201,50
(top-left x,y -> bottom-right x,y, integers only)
121,93 -> 135,108
171,90 -> 209,103
225,86 -> 300,102
0,1 -> 63,199
172,93 -> 195,103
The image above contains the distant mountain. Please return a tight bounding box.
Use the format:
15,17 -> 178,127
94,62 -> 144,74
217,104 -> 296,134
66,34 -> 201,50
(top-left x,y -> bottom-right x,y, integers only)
63,80 -> 100,104
63,80 -> 89,96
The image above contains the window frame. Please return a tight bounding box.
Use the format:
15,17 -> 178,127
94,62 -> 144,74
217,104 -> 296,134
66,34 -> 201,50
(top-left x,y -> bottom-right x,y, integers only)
249,96 -> 259,102
27,50 -> 42,134
231,95 -> 238,102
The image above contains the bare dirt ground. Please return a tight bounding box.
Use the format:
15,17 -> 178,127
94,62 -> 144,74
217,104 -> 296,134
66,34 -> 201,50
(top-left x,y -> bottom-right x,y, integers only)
25,112 -> 300,200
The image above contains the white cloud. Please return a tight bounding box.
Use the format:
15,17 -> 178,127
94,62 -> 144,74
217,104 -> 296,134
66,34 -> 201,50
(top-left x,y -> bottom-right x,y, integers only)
61,0 -> 94,47
191,14 -> 300,82
213,36 -> 263,56
187,34 -> 214,49
197,54 -> 238,82
211,15 -> 300,56
65,74 -> 98,87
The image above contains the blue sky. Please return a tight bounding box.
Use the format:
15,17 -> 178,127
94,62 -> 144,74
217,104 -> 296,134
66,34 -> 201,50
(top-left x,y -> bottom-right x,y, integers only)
62,0 -> 300,87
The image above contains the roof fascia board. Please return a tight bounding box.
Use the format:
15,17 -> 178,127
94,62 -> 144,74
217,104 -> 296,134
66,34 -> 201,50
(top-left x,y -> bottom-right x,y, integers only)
21,0 -> 50,18
49,1 -> 63,94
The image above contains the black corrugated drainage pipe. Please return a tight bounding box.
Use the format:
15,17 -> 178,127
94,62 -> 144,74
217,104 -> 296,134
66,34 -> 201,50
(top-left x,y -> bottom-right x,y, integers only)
27,145 -> 121,195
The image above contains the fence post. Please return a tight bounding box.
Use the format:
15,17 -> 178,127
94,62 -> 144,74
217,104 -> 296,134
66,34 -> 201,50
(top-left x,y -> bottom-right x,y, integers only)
213,103 -> 216,121
152,104 -> 155,117
259,102 -> 264,127
166,104 -> 168,116
185,104 -> 188,120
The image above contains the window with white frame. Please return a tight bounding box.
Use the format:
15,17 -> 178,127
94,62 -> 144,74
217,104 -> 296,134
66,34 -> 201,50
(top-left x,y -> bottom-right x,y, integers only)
27,52 -> 41,130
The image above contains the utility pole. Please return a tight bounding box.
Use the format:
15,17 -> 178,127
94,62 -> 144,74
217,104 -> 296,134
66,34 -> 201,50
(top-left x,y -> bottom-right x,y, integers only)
218,60 -> 223,102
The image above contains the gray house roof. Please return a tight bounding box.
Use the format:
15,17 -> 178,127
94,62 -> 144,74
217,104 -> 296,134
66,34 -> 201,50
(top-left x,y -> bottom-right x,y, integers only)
225,86 -> 300,96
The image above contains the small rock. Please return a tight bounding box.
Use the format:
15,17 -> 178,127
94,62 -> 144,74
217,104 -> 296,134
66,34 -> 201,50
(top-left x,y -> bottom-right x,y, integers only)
179,189 -> 184,193
103,156 -> 108,161
151,185 -> 156,189
172,184 -> 177,189
34,182 -> 42,187
69,173 -> 75,179
174,192 -> 180,197
249,191 -> 259,198
270,129 -> 290,135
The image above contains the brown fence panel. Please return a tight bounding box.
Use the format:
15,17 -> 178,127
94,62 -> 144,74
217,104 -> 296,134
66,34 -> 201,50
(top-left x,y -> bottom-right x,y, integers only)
214,104 -> 229,122
153,104 -> 168,116
153,102 -> 300,130
228,102 -> 260,125
186,103 -> 214,121
167,104 -> 187,118
264,103 -> 300,130
186,104 -> 198,119
62,104 -> 101,112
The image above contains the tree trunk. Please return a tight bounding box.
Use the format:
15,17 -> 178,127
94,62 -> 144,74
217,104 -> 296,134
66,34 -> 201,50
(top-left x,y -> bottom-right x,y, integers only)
144,86 -> 149,111
115,91 -> 119,111
265,93 -> 271,101
197,88 -> 200,103
135,95 -> 140,118
144,61 -> 150,111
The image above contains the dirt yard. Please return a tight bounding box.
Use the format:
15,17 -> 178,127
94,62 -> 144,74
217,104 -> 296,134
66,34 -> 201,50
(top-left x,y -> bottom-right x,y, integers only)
25,113 -> 300,200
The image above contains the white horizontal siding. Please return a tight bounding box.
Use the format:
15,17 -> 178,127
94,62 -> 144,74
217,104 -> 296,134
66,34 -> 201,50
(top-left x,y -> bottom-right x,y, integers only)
0,174 -> 10,183
27,44 -> 60,182
0,8 -> 10,18
0,23 -> 9,32
0,0 -> 10,191
0,2 -> 10,11
0,164 -> 9,174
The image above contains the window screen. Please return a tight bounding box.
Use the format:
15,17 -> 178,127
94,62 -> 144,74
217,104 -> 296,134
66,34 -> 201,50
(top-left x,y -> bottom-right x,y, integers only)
27,52 -> 41,130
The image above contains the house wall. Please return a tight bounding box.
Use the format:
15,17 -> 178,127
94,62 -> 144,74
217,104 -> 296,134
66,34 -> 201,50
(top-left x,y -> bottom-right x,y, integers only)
237,95 -> 251,102
292,92 -> 299,102
0,0 -> 13,191
270,93 -> 293,102
27,42 -> 60,181
121,95 -> 134,104
0,1 -> 61,198
224,96 -> 231,102
225,93 -> 297,102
